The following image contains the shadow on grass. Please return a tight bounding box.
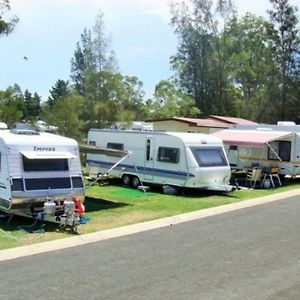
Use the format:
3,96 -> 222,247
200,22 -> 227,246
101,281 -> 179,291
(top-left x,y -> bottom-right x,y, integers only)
0,214 -> 59,234
92,177 -> 240,199
0,197 -> 130,234
180,188 -> 236,198
84,196 -> 130,213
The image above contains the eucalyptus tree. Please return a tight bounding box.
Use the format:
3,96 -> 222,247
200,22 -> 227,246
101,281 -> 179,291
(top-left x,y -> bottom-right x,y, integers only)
267,0 -> 300,121
70,11 -> 117,95
92,11 -> 117,73
213,0 -> 237,115
70,29 -> 95,95
226,14 -> 275,122
170,0 -> 236,116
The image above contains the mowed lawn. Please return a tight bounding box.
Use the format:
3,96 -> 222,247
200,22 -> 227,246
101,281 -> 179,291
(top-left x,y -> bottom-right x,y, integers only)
1,178 -> 300,250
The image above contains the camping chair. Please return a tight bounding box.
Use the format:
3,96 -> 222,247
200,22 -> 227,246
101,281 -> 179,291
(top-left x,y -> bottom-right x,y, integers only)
261,167 -> 282,188
88,166 -> 100,180
270,167 -> 282,186
245,168 -> 262,188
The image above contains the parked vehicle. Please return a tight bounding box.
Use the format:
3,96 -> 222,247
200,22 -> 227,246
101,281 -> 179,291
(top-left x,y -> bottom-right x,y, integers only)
86,129 -> 233,192
0,129 -> 85,231
212,127 -> 300,177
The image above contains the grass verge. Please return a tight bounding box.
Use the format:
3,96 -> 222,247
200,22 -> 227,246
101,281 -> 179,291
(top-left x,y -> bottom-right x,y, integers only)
1,179 -> 300,250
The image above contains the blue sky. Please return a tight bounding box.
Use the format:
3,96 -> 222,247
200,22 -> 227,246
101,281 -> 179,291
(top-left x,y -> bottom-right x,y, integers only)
0,0 -> 299,101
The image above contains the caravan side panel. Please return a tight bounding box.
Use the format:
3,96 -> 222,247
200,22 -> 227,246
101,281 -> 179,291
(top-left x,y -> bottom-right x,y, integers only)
87,131 -> 189,187
87,130 -> 232,191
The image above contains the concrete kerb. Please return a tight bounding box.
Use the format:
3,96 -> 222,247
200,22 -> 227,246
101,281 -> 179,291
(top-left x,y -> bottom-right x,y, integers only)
1,189 -> 300,262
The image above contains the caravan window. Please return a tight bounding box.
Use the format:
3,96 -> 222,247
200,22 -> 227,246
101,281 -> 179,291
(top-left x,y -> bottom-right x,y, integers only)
191,147 -> 227,167
229,145 -> 238,151
11,178 -> 24,191
157,147 -> 180,163
146,139 -> 151,161
22,156 -> 69,172
71,176 -> 84,188
24,177 -> 71,190
107,143 -> 124,150
268,141 -> 291,161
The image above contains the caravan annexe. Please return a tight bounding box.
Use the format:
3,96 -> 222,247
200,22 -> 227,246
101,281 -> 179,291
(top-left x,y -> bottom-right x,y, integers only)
86,129 -> 233,192
0,129 -> 84,229
212,128 -> 300,177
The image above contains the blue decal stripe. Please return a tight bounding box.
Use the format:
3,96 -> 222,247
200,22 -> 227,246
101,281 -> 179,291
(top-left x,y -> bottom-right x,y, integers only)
86,159 -> 195,178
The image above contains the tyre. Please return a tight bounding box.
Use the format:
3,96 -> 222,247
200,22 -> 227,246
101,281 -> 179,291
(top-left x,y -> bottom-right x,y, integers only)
122,174 -> 131,186
132,176 -> 140,188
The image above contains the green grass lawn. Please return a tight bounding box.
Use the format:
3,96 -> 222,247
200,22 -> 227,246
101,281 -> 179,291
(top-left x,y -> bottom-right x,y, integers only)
1,178 -> 300,250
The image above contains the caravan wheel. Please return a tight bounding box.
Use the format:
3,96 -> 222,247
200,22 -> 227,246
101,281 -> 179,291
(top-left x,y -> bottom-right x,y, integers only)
122,174 -> 131,186
132,176 -> 140,188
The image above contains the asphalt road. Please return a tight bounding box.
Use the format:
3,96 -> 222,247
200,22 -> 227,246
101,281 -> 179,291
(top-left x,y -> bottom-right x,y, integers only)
1,195 -> 300,300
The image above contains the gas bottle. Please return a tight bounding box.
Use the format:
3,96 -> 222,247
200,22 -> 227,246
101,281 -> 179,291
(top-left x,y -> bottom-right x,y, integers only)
43,198 -> 56,216
64,198 -> 75,215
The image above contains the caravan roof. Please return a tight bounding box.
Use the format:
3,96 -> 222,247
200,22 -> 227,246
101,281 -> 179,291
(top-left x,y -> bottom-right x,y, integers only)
89,129 -> 224,145
166,131 -> 224,145
0,129 -> 77,147
213,129 -> 293,147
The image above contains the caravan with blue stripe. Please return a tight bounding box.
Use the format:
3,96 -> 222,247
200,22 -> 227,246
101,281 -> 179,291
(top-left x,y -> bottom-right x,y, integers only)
86,129 -> 233,192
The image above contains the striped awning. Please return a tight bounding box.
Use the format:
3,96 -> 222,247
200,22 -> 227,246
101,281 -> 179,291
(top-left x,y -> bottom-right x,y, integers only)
212,130 -> 293,147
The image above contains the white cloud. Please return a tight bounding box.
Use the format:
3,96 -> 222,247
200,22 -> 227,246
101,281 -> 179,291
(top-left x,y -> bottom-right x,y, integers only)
134,0 -> 172,20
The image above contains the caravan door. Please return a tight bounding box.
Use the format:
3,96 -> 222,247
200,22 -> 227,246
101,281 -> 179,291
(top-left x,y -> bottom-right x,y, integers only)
144,137 -> 155,181
228,145 -> 238,168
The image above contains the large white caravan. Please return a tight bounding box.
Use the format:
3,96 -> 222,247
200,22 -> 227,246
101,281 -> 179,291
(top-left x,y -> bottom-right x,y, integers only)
0,129 -> 85,230
86,129 -> 233,192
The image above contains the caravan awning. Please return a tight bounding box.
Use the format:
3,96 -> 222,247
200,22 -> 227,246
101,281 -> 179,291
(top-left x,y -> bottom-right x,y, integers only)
79,144 -> 128,157
213,130 -> 293,147
21,151 -> 77,159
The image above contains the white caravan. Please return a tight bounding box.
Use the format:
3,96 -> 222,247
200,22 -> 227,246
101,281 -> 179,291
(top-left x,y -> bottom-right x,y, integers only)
86,129 -> 233,192
0,129 -> 85,230
212,128 -> 300,176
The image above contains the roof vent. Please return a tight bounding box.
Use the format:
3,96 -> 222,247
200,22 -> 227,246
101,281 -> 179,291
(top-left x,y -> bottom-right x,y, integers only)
256,127 -> 273,131
10,129 -> 40,135
277,121 -> 296,126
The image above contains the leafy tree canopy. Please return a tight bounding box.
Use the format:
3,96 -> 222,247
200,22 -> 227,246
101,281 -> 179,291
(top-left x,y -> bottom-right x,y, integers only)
147,80 -> 200,119
0,0 -> 18,37
41,93 -> 84,141
47,79 -> 70,108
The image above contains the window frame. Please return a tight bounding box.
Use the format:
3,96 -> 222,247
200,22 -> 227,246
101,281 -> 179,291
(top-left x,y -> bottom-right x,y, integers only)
190,147 -> 228,167
22,155 -> 69,172
107,142 -> 124,150
157,147 -> 180,164
268,141 -> 291,162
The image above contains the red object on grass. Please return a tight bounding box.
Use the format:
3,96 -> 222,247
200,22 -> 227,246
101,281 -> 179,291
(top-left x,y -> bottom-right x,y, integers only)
73,197 -> 85,216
